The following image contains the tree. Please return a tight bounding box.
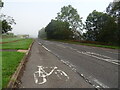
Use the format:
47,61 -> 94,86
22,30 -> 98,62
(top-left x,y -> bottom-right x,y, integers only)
0,0 -> 4,7
38,28 -> 47,39
45,20 -> 73,40
84,10 -> 117,44
0,14 -> 16,34
55,5 -> 83,40
85,10 -> 104,41
106,0 -> 120,18
2,20 -> 12,33
106,0 -> 120,45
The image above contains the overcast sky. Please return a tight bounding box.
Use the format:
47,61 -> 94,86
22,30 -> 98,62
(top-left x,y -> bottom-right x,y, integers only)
1,0 -> 113,38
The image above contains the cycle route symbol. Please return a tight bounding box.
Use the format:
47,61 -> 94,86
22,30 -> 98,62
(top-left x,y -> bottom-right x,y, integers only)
33,66 -> 69,84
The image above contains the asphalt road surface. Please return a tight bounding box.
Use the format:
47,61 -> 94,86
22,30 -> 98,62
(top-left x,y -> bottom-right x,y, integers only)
20,40 -> 94,88
38,39 -> 119,88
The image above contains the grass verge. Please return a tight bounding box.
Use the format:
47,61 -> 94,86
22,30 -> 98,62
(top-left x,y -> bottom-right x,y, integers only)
1,37 -> 23,43
47,39 -> 120,49
1,51 -> 25,88
0,51 -> 2,89
0,38 -> 33,50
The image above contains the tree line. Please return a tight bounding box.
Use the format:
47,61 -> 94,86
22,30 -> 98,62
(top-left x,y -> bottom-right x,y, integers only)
38,1 -> 120,45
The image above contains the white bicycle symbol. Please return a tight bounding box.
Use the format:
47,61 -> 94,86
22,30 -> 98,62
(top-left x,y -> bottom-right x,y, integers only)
33,66 -> 69,84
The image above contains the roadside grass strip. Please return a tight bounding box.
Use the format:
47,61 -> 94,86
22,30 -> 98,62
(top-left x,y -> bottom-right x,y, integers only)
1,38 -> 33,88
0,37 -> 1,89
2,51 -> 25,88
0,39 -> 33,50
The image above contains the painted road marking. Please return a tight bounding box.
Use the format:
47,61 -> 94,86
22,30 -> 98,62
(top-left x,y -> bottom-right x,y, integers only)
38,42 -> 42,45
33,66 -> 69,85
93,78 -> 109,88
60,60 -> 76,72
67,46 -> 119,65
66,45 -> 119,65
87,76 -> 109,88
76,51 -> 119,65
42,45 -> 51,52
38,41 -> 110,88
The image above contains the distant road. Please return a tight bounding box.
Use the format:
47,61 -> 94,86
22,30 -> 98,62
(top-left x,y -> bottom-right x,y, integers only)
38,39 -> 119,88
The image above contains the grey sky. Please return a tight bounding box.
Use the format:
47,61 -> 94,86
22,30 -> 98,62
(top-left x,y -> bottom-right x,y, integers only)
1,0 -> 113,38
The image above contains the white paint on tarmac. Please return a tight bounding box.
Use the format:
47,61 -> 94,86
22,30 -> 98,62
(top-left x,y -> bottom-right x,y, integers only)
60,60 -> 77,72
55,70 -> 69,81
66,44 -> 119,65
76,51 -> 119,65
88,76 -> 109,88
34,66 -> 69,85
42,45 -> 51,52
38,42 -> 42,45
93,78 -> 109,88
37,41 -> 117,88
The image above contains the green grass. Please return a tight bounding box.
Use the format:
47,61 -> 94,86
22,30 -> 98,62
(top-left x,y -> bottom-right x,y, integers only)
1,38 -> 33,88
1,51 -> 25,88
0,51 -> 2,90
1,37 -> 23,42
0,38 -> 33,50
47,39 -> 120,49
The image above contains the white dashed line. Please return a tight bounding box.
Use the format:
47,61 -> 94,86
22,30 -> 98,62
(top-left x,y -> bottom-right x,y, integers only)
42,45 -> 51,52
93,78 -> 109,88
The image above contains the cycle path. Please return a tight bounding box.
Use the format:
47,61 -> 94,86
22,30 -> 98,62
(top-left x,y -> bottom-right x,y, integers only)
20,40 -> 94,88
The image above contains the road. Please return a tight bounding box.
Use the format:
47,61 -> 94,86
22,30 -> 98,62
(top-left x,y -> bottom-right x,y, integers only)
38,39 -> 119,88
20,40 -> 93,88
